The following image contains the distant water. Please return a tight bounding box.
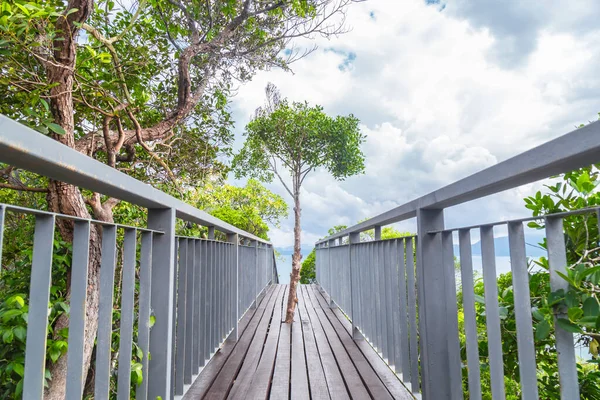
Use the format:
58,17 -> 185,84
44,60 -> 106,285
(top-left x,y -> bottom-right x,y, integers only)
277,254 -> 293,284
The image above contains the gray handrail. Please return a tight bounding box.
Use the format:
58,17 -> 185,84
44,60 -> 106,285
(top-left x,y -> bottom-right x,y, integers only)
0,115 -> 269,243
316,120 -> 600,244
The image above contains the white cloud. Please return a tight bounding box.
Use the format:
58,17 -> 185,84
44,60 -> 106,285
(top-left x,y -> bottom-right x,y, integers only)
228,0 -> 600,248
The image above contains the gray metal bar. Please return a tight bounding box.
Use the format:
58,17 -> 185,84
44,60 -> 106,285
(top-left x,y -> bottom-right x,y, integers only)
442,232 -> 462,400
416,208 -> 449,398
117,228 -> 137,400
315,119 -> 600,244
228,234 -> 239,341
384,239 -> 394,364
389,240 -> 401,374
95,225 -> 118,399
147,207 -> 176,400
406,237 -> 419,393
507,222 -> 539,399
136,231 -> 153,400
23,214 -> 55,400
201,240 -> 209,365
458,229 -> 482,400
546,217 -> 580,399
174,238 -> 187,395
0,116 -> 269,244
66,220 -> 91,400
377,241 -> 386,355
184,239 -> 194,384
192,239 -> 201,372
480,226 -> 506,400
397,239 -> 409,380
349,232 -> 361,340
170,239 -> 178,398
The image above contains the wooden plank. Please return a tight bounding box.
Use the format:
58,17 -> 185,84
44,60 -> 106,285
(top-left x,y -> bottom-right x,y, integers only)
297,285 -> 330,399
269,286 -> 291,399
309,300 -> 371,398
225,286 -> 283,399
311,285 -> 414,400
291,287 -> 310,400
182,285 -> 276,400
300,286 -> 350,400
202,286 -> 280,399
244,285 -> 287,399
306,285 -> 393,400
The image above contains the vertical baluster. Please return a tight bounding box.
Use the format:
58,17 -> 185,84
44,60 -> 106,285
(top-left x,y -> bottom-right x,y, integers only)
147,207 -> 176,400
369,242 -> 375,342
201,240 -> 208,365
170,239 -> 179,398
405,237 -> 419,392
377,241 -> 388,360
95,225 -> 117,399
546,217 -> 580,399
480,226 -> 505,400
508,222 -> 538,400
136,231 -> 153,400
349,232 -> 361,339
384,239 -> 394,366
66,220 -> 91,400
397,239 -> 410,381
184,238 -> 194,384
193,239 -> 201,373
442,232 -> 462,399
117,228 -> 137,400
459,229 -> 482,400
174,238 -> 187,395
390,239 -> 401,371
23,214 -> 55,400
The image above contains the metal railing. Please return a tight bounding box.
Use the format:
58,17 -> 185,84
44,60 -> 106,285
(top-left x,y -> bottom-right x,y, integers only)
0,115 -> 278,399
315,119 -> 600,399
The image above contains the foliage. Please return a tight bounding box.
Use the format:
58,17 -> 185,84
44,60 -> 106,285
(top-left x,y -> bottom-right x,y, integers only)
232,94 -> 366,189
457,165 -> 600,399
192,179 -> 288,240
300,250 -> 316,284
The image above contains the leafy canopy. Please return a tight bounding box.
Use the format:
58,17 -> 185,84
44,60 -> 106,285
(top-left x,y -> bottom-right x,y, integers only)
232,96 -> 365,193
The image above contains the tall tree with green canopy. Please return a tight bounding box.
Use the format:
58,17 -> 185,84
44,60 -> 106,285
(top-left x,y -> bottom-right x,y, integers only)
233,84 -> 366,322
0,0 -> 356,396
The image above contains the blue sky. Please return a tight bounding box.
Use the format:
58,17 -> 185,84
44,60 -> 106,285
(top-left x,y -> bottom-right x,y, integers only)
228,0 -> 600,248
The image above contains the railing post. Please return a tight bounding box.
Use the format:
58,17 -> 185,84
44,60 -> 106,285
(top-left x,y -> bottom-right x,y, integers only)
328,238 -> 336,308
349,232 -> 362,340
227,233 -> 239,341
251,240 -> 258,309
374,225 -> 381,240
416,208 -> 452,399
147,208 -> 176,400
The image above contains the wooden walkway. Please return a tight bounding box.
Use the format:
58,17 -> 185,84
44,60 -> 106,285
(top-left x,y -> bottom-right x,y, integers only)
183,284 -> 413,399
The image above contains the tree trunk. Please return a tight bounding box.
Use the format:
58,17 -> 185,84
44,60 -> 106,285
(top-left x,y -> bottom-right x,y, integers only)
45,184 -> 104,400
42,1 -> 104,397
285,191 -> 302,323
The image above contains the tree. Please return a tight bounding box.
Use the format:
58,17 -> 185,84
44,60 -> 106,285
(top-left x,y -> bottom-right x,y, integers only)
192,178 -> 288,240
233,85 -> 366,323
0,0 -> 355,396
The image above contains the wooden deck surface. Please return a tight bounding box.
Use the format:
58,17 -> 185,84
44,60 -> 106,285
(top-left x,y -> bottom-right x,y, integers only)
183,284 -> 413,399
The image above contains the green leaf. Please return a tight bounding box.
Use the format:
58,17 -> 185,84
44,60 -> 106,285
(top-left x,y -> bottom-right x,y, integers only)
46,122 -> 66,135
13,325 -> 26,341
532,308 -> 545,321
149,314 -> 156,328
567,307 -> 583,322
12,363 -> 24,377
556,318 -> 583,334
583,297 -> 600,317
474,294 -> 486,304
535,319 -> 551,341
3,329 -> 14,343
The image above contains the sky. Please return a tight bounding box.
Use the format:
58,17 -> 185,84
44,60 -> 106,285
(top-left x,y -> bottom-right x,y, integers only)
228,0 -> 600,249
